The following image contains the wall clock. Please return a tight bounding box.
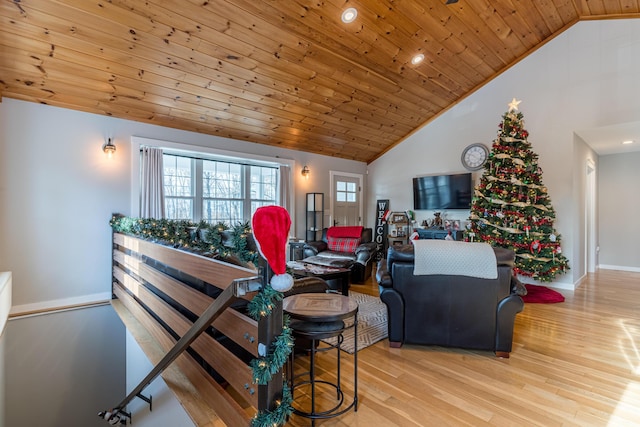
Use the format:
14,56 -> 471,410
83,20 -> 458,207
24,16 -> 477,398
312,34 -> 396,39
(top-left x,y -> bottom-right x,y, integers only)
461,143 -> 489,171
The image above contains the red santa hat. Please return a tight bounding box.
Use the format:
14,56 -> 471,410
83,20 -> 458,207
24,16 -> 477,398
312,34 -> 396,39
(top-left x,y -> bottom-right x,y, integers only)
251,205 -> 294,292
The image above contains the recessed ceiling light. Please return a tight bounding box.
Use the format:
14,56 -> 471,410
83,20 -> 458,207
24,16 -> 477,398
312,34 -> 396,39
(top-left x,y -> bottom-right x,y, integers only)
411,53 -> 425,65
622,140 -> 635,144
341,7 -> 358,23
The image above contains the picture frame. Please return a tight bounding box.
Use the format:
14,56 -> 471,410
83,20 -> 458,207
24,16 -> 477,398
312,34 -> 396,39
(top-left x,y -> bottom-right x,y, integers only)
393,214 -> 405,223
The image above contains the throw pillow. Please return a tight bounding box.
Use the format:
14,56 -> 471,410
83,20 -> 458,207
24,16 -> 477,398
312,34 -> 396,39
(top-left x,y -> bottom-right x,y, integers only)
327,237 -> 361,253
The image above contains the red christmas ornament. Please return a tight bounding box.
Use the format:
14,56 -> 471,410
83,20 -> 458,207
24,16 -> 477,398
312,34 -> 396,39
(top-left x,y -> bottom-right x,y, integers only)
530,240 -> 541,254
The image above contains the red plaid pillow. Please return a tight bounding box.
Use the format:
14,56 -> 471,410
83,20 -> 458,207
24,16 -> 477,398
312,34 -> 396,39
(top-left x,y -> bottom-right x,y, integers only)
327,237 -> 361,253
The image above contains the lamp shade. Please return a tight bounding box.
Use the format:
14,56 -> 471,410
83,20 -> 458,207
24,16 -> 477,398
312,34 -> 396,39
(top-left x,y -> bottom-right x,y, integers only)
103,138 -> 116,158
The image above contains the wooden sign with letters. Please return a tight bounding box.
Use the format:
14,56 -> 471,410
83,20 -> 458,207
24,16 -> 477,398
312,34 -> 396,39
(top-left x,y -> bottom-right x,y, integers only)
374,199 -> 389,261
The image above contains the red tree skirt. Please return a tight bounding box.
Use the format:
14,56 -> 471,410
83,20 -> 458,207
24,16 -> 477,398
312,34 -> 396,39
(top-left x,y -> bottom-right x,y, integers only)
522,284 -> 565,304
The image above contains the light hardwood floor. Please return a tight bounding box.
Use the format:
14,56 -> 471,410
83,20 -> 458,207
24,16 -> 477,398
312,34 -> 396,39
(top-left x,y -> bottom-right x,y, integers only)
286,268 -> 640,426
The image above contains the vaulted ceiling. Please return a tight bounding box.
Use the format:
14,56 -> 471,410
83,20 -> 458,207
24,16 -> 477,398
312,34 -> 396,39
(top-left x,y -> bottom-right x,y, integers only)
1,1 -> 639,163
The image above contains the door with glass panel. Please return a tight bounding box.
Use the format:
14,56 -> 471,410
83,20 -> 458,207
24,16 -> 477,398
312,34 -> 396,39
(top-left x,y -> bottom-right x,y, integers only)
331,172 -> 363,226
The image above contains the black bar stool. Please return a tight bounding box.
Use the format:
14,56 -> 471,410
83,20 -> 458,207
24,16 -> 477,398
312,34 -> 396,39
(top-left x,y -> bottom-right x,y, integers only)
283,293 -> 358,426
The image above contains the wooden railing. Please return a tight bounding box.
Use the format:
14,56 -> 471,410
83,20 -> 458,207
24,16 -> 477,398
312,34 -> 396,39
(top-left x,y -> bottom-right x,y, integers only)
111,232 -> 284,426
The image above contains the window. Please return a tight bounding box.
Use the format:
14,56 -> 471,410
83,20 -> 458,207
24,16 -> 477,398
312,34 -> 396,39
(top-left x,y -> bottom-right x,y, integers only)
163,153 -> 278,225
163,155 -> 194,220
336,180 -> 357,202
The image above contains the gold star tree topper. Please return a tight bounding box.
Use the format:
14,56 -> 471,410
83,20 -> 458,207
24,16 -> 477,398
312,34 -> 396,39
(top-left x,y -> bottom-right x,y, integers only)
508,98 -> 522,112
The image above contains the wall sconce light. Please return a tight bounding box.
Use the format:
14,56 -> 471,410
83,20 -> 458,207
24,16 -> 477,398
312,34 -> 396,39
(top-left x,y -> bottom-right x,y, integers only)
103,138 -> 116,158
301,165 -> 310,179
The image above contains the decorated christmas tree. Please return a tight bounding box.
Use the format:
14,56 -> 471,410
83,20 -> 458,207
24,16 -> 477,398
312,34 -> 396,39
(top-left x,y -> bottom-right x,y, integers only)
466,99 -> 569,282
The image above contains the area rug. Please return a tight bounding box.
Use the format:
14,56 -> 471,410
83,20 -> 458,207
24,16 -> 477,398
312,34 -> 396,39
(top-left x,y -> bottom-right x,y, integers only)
522,284 -> 565,303
322,291 -> 388,354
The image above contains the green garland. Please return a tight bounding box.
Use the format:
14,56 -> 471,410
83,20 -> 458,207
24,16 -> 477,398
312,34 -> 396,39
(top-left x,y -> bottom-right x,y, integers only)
109,214 -> 293,425
247,291 -> 294,426
109,214 -> 258,265
204,222 -> 229,253
249,315 -> 293,385
247,283 -> 284,319
250,383 -> 294,427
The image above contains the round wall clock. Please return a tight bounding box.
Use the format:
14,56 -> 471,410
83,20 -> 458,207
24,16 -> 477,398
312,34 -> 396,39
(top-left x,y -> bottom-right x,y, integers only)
461,143 -> 489,171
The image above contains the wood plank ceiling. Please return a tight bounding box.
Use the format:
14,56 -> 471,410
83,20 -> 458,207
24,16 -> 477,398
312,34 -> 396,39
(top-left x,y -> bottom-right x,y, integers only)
1,0 -> 639,163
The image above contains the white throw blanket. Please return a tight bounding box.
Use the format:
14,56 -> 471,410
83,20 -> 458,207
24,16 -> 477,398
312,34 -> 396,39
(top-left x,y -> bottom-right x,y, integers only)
412,240 -> 498,279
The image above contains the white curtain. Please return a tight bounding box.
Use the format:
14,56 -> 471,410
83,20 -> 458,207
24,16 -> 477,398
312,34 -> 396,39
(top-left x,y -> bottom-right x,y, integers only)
140,146 -> 165,219
279,165 -> 291,212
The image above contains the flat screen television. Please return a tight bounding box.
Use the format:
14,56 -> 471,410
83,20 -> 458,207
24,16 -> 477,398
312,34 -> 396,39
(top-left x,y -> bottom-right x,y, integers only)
413,173 -> 473,210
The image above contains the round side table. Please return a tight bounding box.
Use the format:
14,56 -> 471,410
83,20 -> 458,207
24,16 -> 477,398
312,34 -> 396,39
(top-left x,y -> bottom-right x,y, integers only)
283,293 -> 358,425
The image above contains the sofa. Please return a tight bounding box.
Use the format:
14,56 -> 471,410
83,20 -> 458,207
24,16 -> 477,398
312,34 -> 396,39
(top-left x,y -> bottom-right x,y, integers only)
376,240 -> 524,357
302,226 -> 377,283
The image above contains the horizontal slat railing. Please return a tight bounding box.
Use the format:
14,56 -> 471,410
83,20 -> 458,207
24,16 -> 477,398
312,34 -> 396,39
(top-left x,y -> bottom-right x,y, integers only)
114,233 -> 257,295
112,286 -> 250,426
113,249 -> 259,355
113,266 -> 259,408
111,232 -> 283,426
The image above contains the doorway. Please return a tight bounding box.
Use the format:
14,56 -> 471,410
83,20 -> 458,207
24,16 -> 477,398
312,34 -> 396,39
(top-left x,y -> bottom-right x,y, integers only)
330,171 -> 363,226
585,159 -> 597,273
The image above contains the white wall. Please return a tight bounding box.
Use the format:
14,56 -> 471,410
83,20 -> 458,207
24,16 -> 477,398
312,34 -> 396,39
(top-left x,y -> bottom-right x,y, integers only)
0,98 -> 366,310
0,100 -> 130,311
598,151 -> 640,271
4,305 -> 125,427
367,19 -> 640,287
125,330 -> 196,427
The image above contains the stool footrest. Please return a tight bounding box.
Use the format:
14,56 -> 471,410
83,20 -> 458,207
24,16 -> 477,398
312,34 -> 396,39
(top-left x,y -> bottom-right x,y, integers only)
284,293 -> 359,425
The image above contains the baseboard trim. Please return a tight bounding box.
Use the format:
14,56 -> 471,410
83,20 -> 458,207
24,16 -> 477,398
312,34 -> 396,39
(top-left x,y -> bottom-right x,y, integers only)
9,292 -> 112,318
550,281 -> 576,291
518,275 -> 575,291
598,264 -> 640,273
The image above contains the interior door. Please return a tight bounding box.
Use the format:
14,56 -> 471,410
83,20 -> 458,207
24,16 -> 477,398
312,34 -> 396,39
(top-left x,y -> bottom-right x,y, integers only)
331,172 -> 363,226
